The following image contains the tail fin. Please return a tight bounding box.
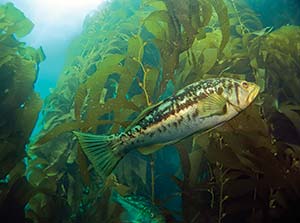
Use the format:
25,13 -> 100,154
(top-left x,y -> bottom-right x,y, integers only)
73,131 -> 123,179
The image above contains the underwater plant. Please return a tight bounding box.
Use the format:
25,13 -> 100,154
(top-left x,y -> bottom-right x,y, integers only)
2,0 -> 296,222
0,2 -> 44,222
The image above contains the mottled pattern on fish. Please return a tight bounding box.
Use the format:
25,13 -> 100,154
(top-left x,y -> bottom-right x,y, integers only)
117,78 -> 247,153
74,77 -> 260,179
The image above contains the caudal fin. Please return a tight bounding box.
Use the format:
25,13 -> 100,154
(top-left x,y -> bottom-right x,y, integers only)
73,131 -> 123,179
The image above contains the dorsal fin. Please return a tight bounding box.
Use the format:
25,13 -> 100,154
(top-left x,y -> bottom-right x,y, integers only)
125,100 -> 163,131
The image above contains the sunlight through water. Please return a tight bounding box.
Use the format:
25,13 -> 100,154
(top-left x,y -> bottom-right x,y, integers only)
0,0 -> 108,98
1,0 -> 107,45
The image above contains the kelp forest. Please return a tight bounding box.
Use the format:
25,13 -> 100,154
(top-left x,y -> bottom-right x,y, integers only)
1,0 -> 300,222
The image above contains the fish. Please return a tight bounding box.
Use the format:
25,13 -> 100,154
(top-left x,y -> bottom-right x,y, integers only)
73,78 -> 260,179
112,192 -> 166,223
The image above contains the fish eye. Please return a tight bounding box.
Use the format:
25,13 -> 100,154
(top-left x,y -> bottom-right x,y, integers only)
242,81 -> 249,89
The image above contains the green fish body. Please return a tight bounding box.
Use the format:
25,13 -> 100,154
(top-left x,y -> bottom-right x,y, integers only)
74,78 -> 260,179
113,192 -> 165,223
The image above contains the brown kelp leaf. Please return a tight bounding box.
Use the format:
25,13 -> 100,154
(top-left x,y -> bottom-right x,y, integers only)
16,92 -> 43,138
176,143 -> 191,179
279,103 -> 300,137
34,119 -> 117,145
143,0 -> 167,10
116,153 -> 148,190
130,93 -> 147,108
143,10 -> 169,41
205,135 -> 248,171
188,149 -> 203,185
71,36 -> 144,131
127,35 -> 144,59
259,26 -> 300,104
225,178 -> 256,198
117,64 -> 139,100
26,192 -> 68,222
2,3 -> 34,38
33,121 -> 79,145
224,198 -> 262,217
124,57 -> 140,81
178,31 -> 222,86
198,0 -> 213,27
82,56 -> 128,127
74,86 -> 88,121
176,51 -> 193,86
77,144 -> 90,185
220,105 -> 268,136
200,48 -> 218,74
67,173 -> 75,206
0,141 -> 20,178
0,161 -> 26,207
210,0 -> 230,52
145,67 -> 160,99
218,131 -> 270,172
26,166 -> 47,188
247,147 -> 291,188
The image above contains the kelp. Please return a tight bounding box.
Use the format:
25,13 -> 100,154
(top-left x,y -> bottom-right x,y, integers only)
34,0 -> 233,143
20,0 -> 300,222
173,7 -> 300,223
0,3 -> 44,222
176,105 -> 300,222
0,2 -> 34,39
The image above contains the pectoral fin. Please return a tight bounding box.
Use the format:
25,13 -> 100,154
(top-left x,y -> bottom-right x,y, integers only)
198,93 -> 227,117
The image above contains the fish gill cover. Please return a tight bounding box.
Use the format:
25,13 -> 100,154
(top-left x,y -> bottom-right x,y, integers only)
0,0 -> 300,222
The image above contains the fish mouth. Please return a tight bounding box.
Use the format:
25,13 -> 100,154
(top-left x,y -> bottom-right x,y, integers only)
247,84 -> 260,104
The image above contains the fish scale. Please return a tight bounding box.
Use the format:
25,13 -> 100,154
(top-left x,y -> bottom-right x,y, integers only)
120,78 -> 231,148
74,77 -> 260,179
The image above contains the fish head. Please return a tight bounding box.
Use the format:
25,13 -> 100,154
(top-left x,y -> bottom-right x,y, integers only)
147,205 -> 166,223
221,79 -> 260,112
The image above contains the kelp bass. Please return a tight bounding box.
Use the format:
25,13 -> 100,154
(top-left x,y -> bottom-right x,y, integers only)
113,192 -> 165,223
74,78 -> 260,179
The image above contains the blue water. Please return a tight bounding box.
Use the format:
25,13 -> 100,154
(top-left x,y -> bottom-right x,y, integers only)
0,0 -> 104,98
3,0 -> 299,100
